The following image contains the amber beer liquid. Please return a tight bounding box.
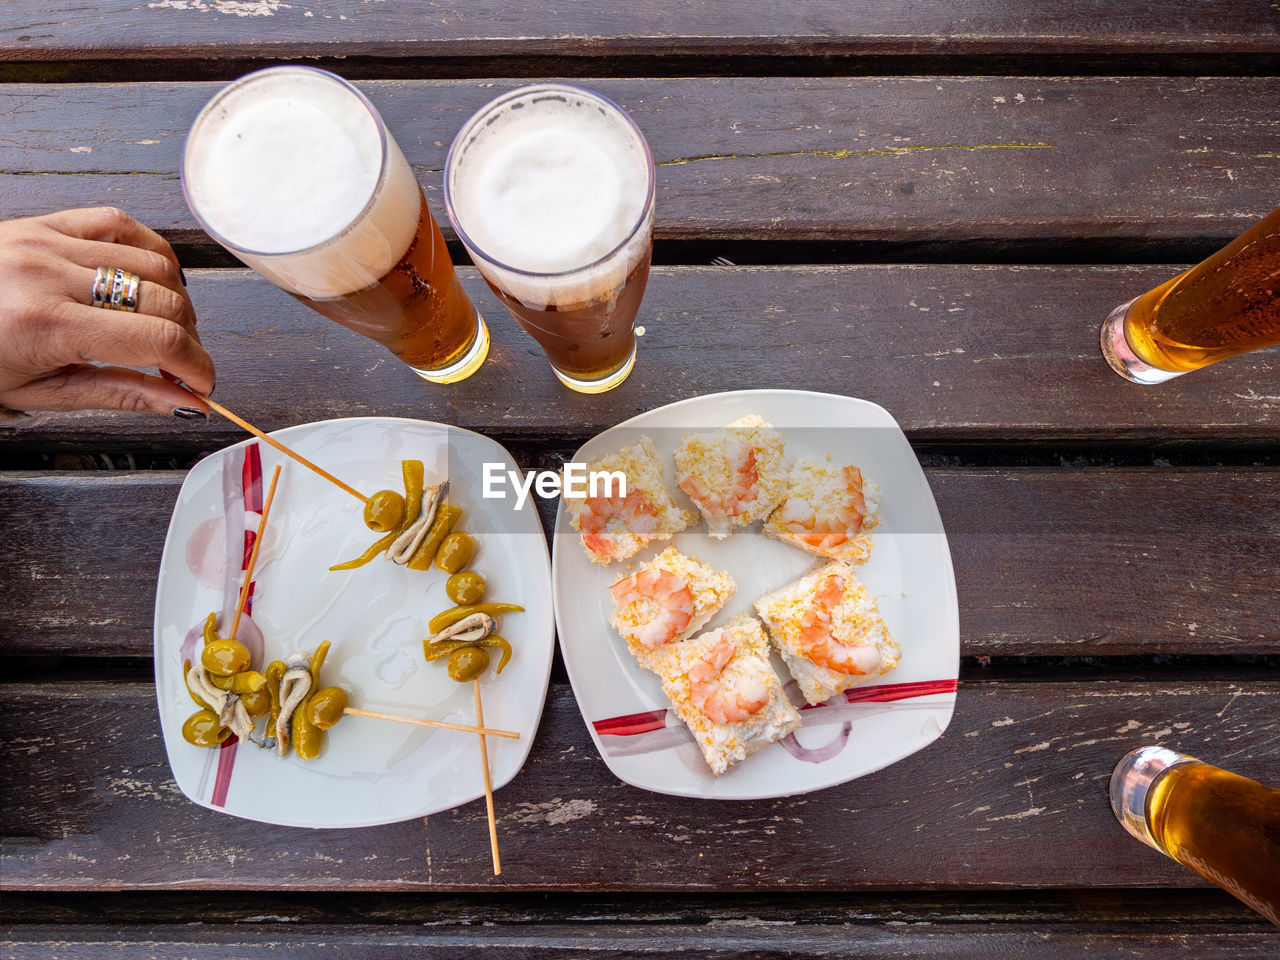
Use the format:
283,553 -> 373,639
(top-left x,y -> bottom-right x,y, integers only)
1101,207 -> 1280,383
1111,746 -> 1280,926
444,84 -> 655,394
482,251 -> 653,381
293,187 -> 480,373
182,66 -> 489,384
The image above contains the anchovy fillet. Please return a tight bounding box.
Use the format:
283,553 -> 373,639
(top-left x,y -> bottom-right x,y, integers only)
426,612 -> 495,647
275,651 -> 313,757
388,481 -> 449,564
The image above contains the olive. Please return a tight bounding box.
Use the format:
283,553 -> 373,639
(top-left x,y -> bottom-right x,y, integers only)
446,570 -> 486,605
305,686 -> 349,730
447,645 -> 489,682
363,489 -> 406,532
240,685 -> 272,718
210,670 -> 267,694
182,709 -> 230,747
292,701 -> 324,760
435,531 -> 476,573
201,638 -> 251,677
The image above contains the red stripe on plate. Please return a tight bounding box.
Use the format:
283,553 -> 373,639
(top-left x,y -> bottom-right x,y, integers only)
593,709 -> 669,737
840,678 -> 958,704
593,679 -> 957,737
243,444 -> 263,513
211,735 -> 238,807
210,443 -> 264,809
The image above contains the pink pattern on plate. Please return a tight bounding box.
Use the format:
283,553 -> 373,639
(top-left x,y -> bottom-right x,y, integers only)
178,443 -> 265,808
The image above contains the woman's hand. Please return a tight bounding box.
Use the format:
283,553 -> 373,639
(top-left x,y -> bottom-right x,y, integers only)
0,207 -> 214,417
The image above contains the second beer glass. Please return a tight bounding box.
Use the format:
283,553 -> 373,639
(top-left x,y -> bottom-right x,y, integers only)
444,84 -> 655,394
183,67 -> 489,384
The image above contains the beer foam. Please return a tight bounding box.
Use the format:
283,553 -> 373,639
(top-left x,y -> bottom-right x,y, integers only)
447,87 -> 653,309
184,67 -> 421,299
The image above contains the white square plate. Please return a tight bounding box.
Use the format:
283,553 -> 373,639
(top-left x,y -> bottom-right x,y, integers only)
154,417 -> 553,828
552,390 -> 958,799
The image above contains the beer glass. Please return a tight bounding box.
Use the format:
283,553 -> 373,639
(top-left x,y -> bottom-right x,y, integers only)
1100,207 -> 1280,383
182,66 -> 489,384
1111,746 -> 1280,925
443,84 -> 655,394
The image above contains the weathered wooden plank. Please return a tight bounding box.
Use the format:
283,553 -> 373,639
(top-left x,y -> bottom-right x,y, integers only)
2,680 -> 1276,891
3,0 -> 1277,62
1,888 -> 1265,925
2,466 -> 1278,658
3,921 -> 1277,959
2,266 -> 1279,449
2,78 -> 1277,246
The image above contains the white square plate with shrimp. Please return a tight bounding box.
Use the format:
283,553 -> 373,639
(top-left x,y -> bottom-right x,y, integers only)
154,417 -> 554,828
552,390 -> 958,800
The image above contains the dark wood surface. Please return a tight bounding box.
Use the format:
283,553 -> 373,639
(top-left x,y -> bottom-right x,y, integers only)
4,0 -> 1278,63
4,680 -> 1277,891
2,466 -> 1276,658
3,266 -> 1280,450
2,79 -> 1279,250
4,3 -> 1280,954
3,921 -> 1278,959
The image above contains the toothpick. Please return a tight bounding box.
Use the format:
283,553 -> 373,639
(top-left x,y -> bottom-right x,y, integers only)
473,677 -> 501,875
229,464 -> 282,643
181,388 -> 368,504
342,707 -> 520,741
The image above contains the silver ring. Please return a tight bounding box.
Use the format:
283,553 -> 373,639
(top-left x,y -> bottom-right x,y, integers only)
91,267 -> 140,312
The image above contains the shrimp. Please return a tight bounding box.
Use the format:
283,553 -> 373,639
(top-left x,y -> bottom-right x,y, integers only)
689,631 -> 770,724
609,569 -> 695,650
578,489 -> 660,558
795,572 -> 881,675
678,442 -> 759,519
778,465 -> 866,549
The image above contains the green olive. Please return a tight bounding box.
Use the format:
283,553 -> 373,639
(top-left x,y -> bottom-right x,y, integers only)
201,638 -> 251,677
240,686 -> 272,718
447,645 -> 490,682
364,489 -> 406,533
446,570 -> 486,605
305,686 -> 349,730
435,532 -> 476,573
209,670 -> 267,694
182,709 -> 230,747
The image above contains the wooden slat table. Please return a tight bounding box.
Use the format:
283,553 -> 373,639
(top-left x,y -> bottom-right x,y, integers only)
3,3 -> 1278,955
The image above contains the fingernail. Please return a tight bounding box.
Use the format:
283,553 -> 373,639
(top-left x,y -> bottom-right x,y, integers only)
179,267 -> 188,287
173,407 -> 207,420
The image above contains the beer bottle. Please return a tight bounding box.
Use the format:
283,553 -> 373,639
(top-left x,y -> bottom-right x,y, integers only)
1111,746 -> 1279,926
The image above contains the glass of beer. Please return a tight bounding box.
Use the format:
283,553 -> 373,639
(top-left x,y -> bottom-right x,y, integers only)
443,84 -> 654,394
1100,207 -> 1280,383
182,66 -> 489,384
1111,746 -> 1280,925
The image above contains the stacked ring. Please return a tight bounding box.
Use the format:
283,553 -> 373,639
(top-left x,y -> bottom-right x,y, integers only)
91,267 -> 141,312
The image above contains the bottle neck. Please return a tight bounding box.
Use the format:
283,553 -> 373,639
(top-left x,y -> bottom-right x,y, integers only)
1110,745 -> 1198,852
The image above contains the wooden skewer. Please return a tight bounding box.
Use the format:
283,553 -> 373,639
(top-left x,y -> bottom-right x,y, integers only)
473,677 -> 501,876
229,464 -> 282,643
181,388 -> 368,504
342,706 -> 520,741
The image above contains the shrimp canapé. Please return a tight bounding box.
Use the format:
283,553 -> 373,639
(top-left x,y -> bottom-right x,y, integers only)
565,436 -> 695,564
688,632 -> 770,724
674,414 -> 787,538
608,546 -> 735,670
652,614 -> 801,776
755,561 -> 898,706
765,457 -> 879,565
